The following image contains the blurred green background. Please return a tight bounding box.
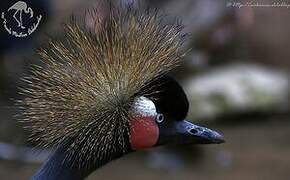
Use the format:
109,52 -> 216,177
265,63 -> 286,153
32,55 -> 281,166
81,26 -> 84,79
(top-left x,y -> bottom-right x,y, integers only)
0,0 -> 289,179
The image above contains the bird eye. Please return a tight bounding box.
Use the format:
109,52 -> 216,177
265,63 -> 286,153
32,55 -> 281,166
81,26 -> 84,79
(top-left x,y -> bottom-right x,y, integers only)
156,113 -> 164,123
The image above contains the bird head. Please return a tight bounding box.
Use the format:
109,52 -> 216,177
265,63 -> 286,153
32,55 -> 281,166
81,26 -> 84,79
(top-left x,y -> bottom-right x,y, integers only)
129,76 -> 224,151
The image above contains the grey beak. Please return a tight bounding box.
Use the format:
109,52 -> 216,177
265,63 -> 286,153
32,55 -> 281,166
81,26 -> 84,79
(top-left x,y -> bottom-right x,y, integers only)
157,120 -> 225,145
183,120 -> 225,144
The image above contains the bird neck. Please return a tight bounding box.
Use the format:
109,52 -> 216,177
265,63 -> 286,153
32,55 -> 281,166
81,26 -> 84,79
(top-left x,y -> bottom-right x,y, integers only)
33,143 -> 128,180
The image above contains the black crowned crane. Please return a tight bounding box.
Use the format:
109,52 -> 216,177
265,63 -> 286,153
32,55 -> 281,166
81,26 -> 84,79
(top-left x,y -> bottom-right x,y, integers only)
18,4 -> 224,180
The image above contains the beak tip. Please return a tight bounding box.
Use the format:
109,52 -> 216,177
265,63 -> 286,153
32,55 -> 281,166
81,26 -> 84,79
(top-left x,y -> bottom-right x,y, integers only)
212,131 -> 225,144
216,138 -> 225,144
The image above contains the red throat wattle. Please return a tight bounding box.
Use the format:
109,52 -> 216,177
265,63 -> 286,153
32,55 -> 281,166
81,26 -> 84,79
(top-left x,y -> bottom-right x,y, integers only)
129,116 -> 159,150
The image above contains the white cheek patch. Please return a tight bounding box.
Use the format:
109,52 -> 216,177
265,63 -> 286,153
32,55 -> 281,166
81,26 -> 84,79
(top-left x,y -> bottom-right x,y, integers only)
130,96 -> 157,118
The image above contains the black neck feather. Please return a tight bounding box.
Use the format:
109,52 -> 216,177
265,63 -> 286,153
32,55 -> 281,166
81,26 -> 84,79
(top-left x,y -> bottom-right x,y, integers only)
33,140 -> 131,179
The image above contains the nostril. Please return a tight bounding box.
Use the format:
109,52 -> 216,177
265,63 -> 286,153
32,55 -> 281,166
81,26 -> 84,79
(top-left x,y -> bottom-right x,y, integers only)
196,127 -> 203,131
188,128 -> 198,134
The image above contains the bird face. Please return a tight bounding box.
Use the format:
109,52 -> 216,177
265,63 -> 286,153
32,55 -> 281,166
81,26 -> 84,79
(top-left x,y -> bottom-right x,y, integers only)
129,76 -> 224,150
129,96 -> 159,150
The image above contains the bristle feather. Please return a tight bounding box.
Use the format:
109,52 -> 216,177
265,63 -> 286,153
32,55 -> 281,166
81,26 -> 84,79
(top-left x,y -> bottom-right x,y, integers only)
18,5 -> 185,169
